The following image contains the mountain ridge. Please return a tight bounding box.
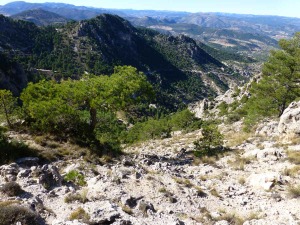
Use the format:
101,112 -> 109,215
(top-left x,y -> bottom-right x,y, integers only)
0,13 -> 243,109
4,1 -> 300,60
11,8 -> 70,26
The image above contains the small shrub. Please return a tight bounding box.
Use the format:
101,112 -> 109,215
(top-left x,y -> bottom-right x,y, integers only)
0,205 -> 42,225
45,141 -> 60,149
69,207 -> 90,222
226,113 -> 242,123
232,87 -> 241,98
218,102 -> 229,116
194,124 -> 224,157
33,136 -> 47,146
0,182 -> 24,196
64,170 -> 86,186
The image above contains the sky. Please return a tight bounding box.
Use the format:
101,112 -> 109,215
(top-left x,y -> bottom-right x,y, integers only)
1,0 -> 300,18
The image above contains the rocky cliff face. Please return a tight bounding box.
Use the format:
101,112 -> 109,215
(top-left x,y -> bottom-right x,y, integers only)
278,101 -> 300,137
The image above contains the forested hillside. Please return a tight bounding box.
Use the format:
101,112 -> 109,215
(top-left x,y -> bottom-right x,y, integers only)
0,14 -> 244,108
4,1 -> 300,61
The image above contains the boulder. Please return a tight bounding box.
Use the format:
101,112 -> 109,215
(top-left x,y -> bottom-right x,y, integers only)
256,148 -> 285,161
137,200 -> 156,215
278,101 -> 300,136
38,165 -> 62,189
0,163 -> 19,181
17,169 -> 31,178
243,148 -> 285,161
189,98 -> 211,118
247,172 -> 283,190
88,201 -> 120,224
255,121 -> 279,137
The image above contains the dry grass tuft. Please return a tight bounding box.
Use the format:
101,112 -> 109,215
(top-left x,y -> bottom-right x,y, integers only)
193,155 -> 218,166
121,204 -> 133,215
64,189 -> 89,203
216,211 -> 244,225
287,151 -> 300,165
0,182 -> 24,197
69,207 -> 90,222
174,177 -> 193,188
224,131 -> 252,147
287,184 -> 300,198
210,188 -> 221,198
228,155 -> 253,171
283,166 -> 300,178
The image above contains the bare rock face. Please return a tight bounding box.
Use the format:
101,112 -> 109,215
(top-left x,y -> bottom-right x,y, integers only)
189,98 -> 211,118
247,172 -> 283,190
0,163 -> 19,181
278,101 -> 300,136
255,120 -> 279,137
38,165 -> 62,189
87,201 -> 120,224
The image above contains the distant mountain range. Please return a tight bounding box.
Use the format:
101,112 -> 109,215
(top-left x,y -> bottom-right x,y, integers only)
11,9 -> 70,26
2,1 -> 300,59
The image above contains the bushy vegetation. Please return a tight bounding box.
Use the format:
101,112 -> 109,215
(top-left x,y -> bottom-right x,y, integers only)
64,170 -> 86,186
220,33 -> 300,130
0,204 -> 43,225
18,66 -> 153,154
69,207 -> 90,222
0,182 -> 24,197
0,64 -> 204,161
124,109 -> 202,143
245,33 -> 300,125
0,89 -> 19,128
0,127 -> 37,165
194,123 -> 224,157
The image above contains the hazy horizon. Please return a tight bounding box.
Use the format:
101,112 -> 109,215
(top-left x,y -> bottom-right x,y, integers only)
1,0 -> 300,18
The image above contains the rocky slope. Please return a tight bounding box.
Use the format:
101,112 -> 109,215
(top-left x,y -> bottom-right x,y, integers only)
1,101 -> 300,225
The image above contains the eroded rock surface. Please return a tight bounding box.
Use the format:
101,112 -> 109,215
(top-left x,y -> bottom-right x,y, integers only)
0,129 -> 299,225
